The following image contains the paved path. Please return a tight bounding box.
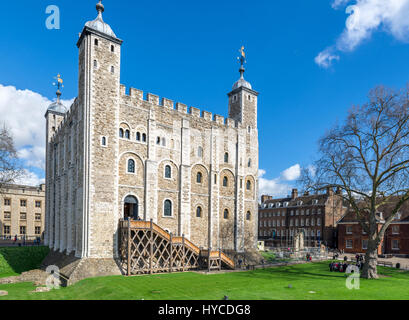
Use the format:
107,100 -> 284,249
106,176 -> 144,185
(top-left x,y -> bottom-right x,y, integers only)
335,253 -> 409,270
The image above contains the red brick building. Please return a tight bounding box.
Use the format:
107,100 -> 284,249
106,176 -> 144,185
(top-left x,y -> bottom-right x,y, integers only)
258,188 -> 346,248
338,202 -> 409,256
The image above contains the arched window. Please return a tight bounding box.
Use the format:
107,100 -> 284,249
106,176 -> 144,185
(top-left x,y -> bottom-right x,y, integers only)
127,159 -> 135,173
162,138 -> 166,147
125,130 -> 130,139
196,172 -> 202,184
136,132 -> 141,141
248,158 -> 252,167
119,128 -> 124,138
196,206 -> 202,218
101,137 -> 106,146
223,176 -> 228,187
156,137 -> 161,145
111,66 -> 115,73
142,133 -> 147,142
165,165 -> 172,179
246,211 -> 251,221
198,147 -> 203,157
224,152 -> 229,163
94,60 -> 98,68
246,180 -> 251,190
224,209 -> 229,219
164,200 -> 172,217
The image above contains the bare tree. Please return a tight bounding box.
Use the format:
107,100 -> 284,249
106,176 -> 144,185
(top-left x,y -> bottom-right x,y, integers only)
302,86 -> 409,279
0,125 -> 22,191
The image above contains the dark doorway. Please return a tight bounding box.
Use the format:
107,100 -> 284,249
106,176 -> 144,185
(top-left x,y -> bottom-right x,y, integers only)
124,196 -> 139,220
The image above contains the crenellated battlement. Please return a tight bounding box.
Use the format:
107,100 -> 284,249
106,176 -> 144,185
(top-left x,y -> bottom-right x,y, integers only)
119,84 -> 239,129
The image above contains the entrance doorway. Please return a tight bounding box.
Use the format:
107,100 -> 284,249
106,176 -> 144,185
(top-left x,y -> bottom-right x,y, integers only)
124,196 -> 139,220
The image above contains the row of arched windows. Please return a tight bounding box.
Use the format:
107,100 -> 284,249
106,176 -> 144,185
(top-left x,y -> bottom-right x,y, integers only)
120,128 -> 147,143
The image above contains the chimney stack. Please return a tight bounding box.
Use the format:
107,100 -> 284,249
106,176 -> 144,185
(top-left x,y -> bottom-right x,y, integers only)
291,189 -> 298,200
261,195 -> 272,203
327,187 -> 334,196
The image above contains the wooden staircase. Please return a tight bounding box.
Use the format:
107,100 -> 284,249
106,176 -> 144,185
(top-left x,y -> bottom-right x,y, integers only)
119,219 -> 235,275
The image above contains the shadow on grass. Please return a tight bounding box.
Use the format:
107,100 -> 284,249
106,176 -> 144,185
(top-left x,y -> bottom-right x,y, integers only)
0,246 -> 49,275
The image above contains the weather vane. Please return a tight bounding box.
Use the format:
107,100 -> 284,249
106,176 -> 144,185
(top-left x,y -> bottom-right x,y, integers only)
53,74 -> 64,91
238,46 -> 246,67
52,74 -> 64,102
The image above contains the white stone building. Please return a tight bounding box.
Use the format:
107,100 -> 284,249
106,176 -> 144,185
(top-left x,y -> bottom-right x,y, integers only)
44,2 -> 259,269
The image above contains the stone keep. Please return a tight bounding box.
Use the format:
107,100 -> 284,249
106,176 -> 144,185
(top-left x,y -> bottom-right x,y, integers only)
44,2 -> 260,263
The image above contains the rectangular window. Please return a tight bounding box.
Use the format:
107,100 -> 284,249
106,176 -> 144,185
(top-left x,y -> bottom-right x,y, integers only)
20,200 -> 27,207
392,240 -> 399,250
20,226 -> 26,235
392,226 -> 399,235
3,226 -> 10,235
20,213 -> 27,220
35,227 -> 41,235
35,201 -> 42,208
4,199 -> 11,206
346,226 -> 353,234
35,213 -> 41,221
362,239 -> 368,250
346,239 -> 353,249
4,212 -> 11,220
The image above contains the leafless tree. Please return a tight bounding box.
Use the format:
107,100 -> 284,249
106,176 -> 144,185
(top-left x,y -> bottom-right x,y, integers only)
301,86 -> 409,279
0,125 -> 22,191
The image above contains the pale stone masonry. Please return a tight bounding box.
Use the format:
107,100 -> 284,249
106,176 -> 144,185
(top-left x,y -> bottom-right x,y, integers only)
44,2 -> 259,265
0,184 -> 45,239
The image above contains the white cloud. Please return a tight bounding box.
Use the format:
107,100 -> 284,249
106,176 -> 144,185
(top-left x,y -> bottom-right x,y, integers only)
281,164 -> 301,181
314,48 -> 340,69
0,84 -> 73,173
259,165 -> 301,199
14,169 -> 45,187
331,0 -> 352,9
316,0 -> 409,68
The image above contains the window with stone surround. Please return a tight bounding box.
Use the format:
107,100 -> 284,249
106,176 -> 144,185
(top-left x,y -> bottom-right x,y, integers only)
127,159 -> 135,174
223,176 -> 228,187
94,39 -> 98,46
35,201 -> 42,208
246,211 -> 251,221
164,200 -> 172,217
142,133 -> 147,143
4,212 -> 11,220
35,227 -> 41,235
94,60 -> 98,68
111,45 -> 115,52
196,172 -> 202,184
164,165 -> 172,179
20,213 -> 27,220
4,199 -> 10,206
20,200 -> 26,207
136,132 -> 141,141
392,225 -> 399,235
223,209 -> 229,219
196,206 -> 202,218
101,136 -> 107,147
198,147 -> 203,157
224,152 -> 229,163
119,128 -> 124,138
246,180 -> 251,191
3,225 -> 10,235
20,226 -> 26,235
346,239 -> 353,249
346,226 -> 353,234
125,130 -> 130,140
35,213 -> 41,221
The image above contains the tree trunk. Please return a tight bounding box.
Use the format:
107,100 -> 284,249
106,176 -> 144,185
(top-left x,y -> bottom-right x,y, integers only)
361,240 -> 379,279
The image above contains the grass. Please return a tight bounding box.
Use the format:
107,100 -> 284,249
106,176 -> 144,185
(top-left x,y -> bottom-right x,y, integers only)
0,246 -> 49,278
1,260 -> 409,300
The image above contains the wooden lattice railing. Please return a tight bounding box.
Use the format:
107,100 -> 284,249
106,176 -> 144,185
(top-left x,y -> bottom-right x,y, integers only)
119,219 -> 234,275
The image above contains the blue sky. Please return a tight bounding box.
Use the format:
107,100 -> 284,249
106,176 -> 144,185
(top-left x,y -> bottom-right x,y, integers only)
1,0 -> 409,196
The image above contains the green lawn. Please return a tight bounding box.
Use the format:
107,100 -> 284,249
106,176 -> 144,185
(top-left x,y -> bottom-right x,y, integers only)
0,246 -> 49,278
1,260 -> 409,300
